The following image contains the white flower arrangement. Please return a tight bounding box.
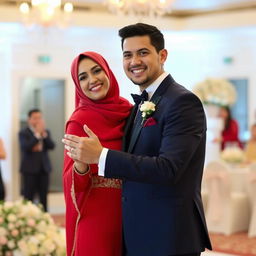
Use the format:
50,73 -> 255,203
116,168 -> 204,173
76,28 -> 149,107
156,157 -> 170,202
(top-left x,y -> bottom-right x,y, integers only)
221,146 -> 245,164
192,78 -> 237,107
0,200 -> 66,256
140,101 -> 156,122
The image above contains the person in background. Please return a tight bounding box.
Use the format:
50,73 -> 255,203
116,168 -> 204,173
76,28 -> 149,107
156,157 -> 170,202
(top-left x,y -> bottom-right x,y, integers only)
218,105 -> 242,150
19,109 -> 55,211
244,123 -> 256,163
0,138 -> 6,201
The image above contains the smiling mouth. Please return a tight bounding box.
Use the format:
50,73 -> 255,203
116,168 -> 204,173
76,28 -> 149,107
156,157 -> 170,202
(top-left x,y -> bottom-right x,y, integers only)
132,69 -> 145,74
90,84 -> 102,92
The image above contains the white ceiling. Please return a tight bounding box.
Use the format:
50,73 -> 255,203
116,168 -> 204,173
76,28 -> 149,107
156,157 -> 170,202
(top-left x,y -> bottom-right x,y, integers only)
1,0 -> 256,17
66,0 -> 256,16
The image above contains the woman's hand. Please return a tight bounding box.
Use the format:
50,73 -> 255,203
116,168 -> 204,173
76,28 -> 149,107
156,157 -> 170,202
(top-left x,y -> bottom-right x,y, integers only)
74,161 -> 89,175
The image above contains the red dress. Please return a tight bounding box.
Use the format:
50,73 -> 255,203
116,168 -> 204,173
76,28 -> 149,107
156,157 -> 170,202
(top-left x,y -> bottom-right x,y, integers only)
221,119 -> 242,150
63,52 -> 131,256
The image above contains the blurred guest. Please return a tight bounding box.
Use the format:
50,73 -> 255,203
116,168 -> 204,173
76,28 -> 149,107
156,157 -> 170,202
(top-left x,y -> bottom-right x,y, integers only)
244,123 -> 256,163
0,138 -> 6,201
218,106 -> 242,150
19,109 -> 55,211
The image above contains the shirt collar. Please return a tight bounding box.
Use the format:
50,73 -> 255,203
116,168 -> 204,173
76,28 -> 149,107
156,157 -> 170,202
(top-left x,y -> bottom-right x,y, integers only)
140,72 -> 169,100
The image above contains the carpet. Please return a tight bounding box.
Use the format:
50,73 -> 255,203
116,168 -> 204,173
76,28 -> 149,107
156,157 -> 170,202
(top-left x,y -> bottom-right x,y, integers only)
210,232 -> 256,256
51,215 -> 256,256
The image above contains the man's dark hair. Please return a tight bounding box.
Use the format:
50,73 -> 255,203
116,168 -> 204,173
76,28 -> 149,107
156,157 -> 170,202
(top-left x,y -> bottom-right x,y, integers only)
118,23 -> 165,52
28,108 -> 41,118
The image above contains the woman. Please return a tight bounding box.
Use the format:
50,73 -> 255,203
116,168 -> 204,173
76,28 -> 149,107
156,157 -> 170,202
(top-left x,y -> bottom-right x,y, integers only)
218,106 -> 242,150
0,138 -> 6,200
63,51 -> 131,256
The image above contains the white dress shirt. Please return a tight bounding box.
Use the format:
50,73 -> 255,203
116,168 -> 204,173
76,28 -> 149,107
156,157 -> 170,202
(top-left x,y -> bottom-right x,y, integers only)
98,72 -> 169,176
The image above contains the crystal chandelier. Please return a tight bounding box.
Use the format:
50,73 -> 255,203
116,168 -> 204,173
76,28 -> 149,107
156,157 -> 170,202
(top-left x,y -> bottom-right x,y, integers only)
105,0 -> 175,17
19,0 -> 73,28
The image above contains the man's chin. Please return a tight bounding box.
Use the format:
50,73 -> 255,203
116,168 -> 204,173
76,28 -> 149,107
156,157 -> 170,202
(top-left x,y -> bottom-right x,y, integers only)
131,78 -> 149,87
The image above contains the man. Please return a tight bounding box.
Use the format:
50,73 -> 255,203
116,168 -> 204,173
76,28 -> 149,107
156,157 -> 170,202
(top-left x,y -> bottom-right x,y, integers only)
63,23 -> 212,256
19,109 -> 55,211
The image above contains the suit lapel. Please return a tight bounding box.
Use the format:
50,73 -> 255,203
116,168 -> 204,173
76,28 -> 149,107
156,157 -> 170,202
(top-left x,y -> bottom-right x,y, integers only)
122,105 -> 138,151
127,74 -> 175,153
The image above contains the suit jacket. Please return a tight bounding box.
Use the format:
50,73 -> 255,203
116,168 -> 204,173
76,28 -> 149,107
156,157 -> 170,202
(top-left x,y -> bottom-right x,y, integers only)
105,75 -> 212,255
19,127 -> 55,175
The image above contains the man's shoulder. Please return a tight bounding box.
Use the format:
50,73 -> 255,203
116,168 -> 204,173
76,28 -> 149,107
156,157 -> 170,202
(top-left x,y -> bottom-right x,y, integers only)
19,127 -> 33,136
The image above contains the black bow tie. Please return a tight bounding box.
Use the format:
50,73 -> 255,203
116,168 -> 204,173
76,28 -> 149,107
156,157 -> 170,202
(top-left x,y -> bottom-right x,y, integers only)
131,90 -> 149,105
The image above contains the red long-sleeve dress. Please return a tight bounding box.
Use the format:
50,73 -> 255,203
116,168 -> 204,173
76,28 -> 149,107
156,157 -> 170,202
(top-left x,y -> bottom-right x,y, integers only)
221,119 -> 242,150
63,51 -> 131,256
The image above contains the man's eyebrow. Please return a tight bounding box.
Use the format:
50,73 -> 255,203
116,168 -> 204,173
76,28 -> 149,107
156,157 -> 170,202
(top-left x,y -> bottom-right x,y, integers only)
123,48 -> 149,54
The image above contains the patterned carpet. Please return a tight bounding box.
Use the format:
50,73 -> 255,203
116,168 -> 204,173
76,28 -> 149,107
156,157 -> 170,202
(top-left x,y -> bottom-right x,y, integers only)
51,215 -> 256,256
210,232 -> 256,256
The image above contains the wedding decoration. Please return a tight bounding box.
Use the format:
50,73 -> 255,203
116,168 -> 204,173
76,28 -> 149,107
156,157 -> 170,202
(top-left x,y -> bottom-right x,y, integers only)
0,200 -> 66,255
19,0 -> 73,28
221,146 -> 245,164
105,0 -> 176,17
192,78 -> 237,107
140,101 -> 156,122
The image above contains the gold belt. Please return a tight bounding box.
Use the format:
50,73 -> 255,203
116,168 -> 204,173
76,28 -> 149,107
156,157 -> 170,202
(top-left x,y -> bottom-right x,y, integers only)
92,176 -> 122,189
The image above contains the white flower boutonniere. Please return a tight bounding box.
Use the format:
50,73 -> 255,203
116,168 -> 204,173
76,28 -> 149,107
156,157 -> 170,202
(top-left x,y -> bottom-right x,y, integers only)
140,101 -> 156,122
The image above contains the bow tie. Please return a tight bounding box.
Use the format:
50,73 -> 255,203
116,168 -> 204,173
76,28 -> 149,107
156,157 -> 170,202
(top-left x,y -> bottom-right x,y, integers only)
131,90 -> 149,105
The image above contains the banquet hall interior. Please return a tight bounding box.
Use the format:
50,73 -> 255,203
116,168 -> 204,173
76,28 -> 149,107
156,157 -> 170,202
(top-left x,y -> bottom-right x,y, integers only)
0,0 -> 256,255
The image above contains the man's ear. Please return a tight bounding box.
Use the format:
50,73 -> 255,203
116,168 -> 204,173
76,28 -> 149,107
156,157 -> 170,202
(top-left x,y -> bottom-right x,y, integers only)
159,49 -> 168,64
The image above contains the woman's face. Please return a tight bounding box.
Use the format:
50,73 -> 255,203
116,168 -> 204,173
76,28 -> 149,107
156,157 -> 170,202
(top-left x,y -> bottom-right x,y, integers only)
218,107 -> 228,120
78,58 -> 110,101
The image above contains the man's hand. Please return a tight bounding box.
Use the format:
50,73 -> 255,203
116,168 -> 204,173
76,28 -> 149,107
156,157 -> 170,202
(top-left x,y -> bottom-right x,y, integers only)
35,119 -> 47,136
62,125 -> 103,164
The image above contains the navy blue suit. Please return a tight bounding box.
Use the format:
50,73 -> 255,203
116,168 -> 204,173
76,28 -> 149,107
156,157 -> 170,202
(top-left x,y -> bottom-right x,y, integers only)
19,127 -> 55,211
105,75 -> 212,255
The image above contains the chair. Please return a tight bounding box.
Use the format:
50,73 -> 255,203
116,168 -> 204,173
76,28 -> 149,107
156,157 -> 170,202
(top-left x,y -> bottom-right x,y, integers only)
204,161 -> 250,235
248,163 -> 256,237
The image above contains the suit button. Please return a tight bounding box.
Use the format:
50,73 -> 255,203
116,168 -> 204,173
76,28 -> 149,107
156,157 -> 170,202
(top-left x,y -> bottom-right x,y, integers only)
122,196 -> 127,202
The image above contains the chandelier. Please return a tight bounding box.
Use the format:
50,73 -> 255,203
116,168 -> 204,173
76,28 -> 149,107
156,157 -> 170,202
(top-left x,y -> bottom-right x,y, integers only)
19,0 -> 73,28
105,0 -> 175,17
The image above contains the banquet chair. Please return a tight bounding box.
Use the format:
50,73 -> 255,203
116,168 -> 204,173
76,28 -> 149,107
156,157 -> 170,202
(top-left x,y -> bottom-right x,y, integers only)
248,163 -> 256,237
204,161 -> 250,235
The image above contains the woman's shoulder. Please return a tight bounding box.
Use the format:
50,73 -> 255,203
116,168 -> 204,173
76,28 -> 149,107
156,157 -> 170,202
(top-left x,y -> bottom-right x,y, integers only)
230,119 -> 239,127
68,109 -> 99,124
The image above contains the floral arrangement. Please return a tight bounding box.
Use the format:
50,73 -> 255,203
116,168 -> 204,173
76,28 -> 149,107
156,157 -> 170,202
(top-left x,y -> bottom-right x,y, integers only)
221,146 -> 245,164
0,200 -> 66,256
192,78 -> 237,107
140,101 -> 156,122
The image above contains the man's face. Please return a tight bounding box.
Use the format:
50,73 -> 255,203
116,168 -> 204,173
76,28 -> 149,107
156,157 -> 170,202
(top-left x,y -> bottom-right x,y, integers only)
28,112 -> 42,127
122,35 -> 167,90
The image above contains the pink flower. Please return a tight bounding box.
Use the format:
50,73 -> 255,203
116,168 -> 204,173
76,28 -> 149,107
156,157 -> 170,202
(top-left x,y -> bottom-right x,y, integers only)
0,236 -> 8,245
11,229 -> 19,237
27,218 -> 36,227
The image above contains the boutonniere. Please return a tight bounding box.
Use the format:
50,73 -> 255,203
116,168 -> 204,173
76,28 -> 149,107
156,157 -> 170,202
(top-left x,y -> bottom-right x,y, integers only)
140,101 -> 156,124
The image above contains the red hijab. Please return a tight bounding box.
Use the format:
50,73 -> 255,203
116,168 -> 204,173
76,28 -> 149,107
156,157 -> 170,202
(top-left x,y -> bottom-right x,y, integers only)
66,51 -> 131,147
